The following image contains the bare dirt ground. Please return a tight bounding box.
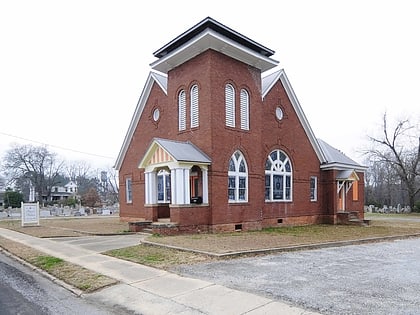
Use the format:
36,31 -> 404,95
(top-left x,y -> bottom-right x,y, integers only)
2,213 -> 420,272
146,214 -> 420,254
0,216 -> 129,238
2,214 -> 420,255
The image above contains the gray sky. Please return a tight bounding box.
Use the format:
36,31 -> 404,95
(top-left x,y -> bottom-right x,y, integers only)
1,0 -> 419,168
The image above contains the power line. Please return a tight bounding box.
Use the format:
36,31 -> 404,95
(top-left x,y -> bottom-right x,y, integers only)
0,131 -> 115,160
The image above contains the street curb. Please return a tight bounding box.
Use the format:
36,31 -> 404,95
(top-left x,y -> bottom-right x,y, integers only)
142,233 -> 420,258
0,247 -> 84,296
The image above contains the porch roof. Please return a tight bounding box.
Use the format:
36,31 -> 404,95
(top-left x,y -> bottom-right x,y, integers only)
336,170 -> 360,181
139,138 -> 211,168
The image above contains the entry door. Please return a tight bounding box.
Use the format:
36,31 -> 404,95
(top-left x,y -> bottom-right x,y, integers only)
190,176 -> 199,198
337,181 -> 345,211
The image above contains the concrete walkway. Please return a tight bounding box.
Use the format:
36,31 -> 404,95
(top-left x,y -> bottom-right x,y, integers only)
0,228 -> 321,315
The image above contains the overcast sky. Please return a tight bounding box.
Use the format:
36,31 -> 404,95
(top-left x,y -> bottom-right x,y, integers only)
1,0 -> 419,169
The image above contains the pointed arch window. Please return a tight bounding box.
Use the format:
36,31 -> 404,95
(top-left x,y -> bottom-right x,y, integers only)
225,84 -> 235,127
178,90 -> 186,131
240,89 -> 249,130
265,150 -> 292,201
228,151 -> 248,202
190,84 -> 199,128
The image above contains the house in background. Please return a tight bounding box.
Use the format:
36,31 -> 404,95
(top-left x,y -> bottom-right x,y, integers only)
115,17 -> 366,234
45,181 -> 78,202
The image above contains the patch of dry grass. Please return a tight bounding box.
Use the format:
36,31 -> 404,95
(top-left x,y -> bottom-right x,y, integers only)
104,215 -> 420,269
105,243 -> 213,270
144,218 -> 420,254
0,237 -> 118,292
0,217 -> 130,238
3,214 -> 420,276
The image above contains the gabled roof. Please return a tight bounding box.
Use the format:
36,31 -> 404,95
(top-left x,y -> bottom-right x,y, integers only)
154,17 -> 275,58
262,69 -> 327,164
318,139 -> 367,171
336,170 -> 360,181
151,17 -> 279,74
139,138 -> 211,169
114,72 -> 168,170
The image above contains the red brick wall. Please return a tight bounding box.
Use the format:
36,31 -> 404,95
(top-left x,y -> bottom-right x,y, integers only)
260,79 -> 324,221
119,47 -> 364,229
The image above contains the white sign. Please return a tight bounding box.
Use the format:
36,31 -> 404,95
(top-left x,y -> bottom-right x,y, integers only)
21,202 -> 40,226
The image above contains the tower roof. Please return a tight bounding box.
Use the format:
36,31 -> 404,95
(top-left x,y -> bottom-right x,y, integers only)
150,17 -> 278,73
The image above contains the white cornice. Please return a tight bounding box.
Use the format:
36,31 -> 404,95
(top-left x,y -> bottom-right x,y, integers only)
320,163 -> 368,172
114,72 -> 167,170
274,70 -> 327,164
150,29 -> 278,73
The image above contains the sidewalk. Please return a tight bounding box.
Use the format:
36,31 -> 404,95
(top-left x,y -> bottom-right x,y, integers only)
0,228 -> 320,315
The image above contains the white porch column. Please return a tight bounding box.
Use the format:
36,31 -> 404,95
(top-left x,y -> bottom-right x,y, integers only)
145,171 -> 157,204
201,167 -> 208,204
171,167 -> 190,205
184,168 -> 190,204
170,169 -> 176,204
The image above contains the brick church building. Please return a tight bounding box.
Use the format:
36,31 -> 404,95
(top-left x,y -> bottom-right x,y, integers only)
115,17 -> 366,234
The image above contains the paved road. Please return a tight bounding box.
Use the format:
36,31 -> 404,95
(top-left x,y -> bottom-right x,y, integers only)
0,252 -> 134,315
172,237 -> 420,315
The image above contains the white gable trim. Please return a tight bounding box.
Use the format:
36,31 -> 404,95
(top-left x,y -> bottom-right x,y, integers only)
263,69 -> 327,163
320,163 -> 368,172
114,72 -> 167,170
150,29 -> 279,74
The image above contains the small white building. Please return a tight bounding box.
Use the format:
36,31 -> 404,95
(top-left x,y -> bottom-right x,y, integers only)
48,181 -> 78,202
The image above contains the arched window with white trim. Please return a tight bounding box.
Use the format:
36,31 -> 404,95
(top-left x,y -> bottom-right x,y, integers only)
265,150 -> 292,201
240,88 -> 249,130
225,84 -> 235,127
190,84 -> 199,128
178,90 -> 186,131
228,151 -> 248,202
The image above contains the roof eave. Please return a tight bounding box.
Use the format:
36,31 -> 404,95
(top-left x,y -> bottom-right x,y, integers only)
153,17 -> 275,58
275,70 -> 327,163
320,162 -> 368,172
114,73 -> 167,170
150,29 -> 278,74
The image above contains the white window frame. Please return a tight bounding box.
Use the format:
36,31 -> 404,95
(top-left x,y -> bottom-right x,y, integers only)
228,151 -> 248,203
240,88 -> 249,130
178,90 -> 186,131
265,150 -> 292,202
190,84 -> 199,128
225,84 -> 235,127
157,170 -> 171,203
310,176 -> 317,201
125,178 -> 132,203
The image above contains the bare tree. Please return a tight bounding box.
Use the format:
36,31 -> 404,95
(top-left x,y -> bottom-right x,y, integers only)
366,113 -> 420,209
96,166 -> 119,204
81,187 -> 101,208
105,166 -> 119,203
0,174 -> 5,191
65,160 -> 92,182
2,144 -> 65,204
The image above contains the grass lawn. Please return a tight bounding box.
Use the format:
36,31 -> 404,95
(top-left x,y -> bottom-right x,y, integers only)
2,213 -> 420,283
105,214 -> 420,269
